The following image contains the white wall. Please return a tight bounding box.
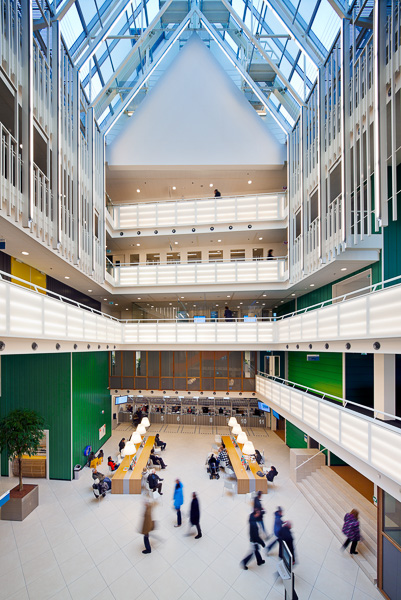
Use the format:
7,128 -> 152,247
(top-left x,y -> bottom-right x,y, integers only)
107,34 -> 287,168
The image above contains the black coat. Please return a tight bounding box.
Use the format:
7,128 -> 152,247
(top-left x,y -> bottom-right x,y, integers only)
190,497 -> 200,525
148,473 -> 161,489
253,497 -> 265,519
249,513 -> 264,544
278,526 -> 295,561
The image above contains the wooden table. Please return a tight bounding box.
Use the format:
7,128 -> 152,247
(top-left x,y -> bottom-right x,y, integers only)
112,435 -> 155,494
222,436 -> 267,494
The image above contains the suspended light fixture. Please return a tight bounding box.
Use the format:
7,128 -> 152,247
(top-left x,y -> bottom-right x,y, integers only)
242,441 -> 256,458
228,417 -> 238,427
137,424 -> 146,436
130,431 -> 142,444
237,431 -> 248,445
121,441 -> 136,457
232,423 -> 242,436
141,417 -> 150,428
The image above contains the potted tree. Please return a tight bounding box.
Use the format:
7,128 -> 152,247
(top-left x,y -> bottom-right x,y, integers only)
0,408 -> 45,521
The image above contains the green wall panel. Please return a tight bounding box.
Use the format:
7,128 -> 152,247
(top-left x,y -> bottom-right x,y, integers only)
72,352 -> 111,468
288,352 -> 343,398
286,421 -> 307,448
0,354 -> 71,480
383,165 -> 401,280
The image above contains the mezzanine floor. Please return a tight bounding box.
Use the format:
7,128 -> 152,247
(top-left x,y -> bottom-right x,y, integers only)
0,425 -> 382,600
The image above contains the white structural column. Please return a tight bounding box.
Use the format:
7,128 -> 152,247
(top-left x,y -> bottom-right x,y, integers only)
374,354 -> 396,421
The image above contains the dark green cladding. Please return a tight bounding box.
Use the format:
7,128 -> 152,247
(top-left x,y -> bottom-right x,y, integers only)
0,353 -> 71,480
72,352 -> 111,468
383,166 -> 401,280
288,351 -> 343,399
285,421 -> 308,448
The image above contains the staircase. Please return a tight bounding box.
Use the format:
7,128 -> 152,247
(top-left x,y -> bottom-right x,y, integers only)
297,466 -> 377,584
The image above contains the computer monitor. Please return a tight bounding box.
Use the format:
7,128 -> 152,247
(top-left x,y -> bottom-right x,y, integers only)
115,395 -> 128,405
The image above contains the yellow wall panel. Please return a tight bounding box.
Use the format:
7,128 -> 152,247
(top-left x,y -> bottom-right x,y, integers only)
11,258 -> 47,294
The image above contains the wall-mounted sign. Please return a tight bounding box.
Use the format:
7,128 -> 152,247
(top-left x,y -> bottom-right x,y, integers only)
307,355 -> 320,361
99,424 -> 106,440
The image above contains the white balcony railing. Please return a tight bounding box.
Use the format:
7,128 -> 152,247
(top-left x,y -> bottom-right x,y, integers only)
33,163 -> 52,242
109,192 -> 288,230
112,257 -> 288,287
1,271 -> 401,350
256,373 -> 401,490
0,123 -> 23,217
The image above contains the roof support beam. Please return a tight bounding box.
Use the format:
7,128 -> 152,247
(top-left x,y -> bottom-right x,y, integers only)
104,9 -> 194,135
219,0 -> 305,107
326,0 -> 349,20
90,0 -> 175,111
198,10 -> 290,135
262,0 -> 325,67
77,0 -> 135,70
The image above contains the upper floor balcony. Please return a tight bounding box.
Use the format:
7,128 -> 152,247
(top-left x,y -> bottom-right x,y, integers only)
107,192 -> 288,236
107,256 -> 289,291
256,372 -> 401,503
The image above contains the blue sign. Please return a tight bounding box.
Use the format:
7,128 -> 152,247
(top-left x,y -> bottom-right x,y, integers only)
194,316 -> 206,323
210,310 -> 218,321
272,410 -> 280,419
244,316 -> 256,322
0,490 -> 10,508
258,401 -> 271,412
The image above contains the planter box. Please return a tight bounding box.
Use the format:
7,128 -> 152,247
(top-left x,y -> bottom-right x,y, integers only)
0,484 -> 39,521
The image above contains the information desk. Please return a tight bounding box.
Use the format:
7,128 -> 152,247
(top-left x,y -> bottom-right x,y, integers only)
222,436 -> 267,494
112,435 -> 155,494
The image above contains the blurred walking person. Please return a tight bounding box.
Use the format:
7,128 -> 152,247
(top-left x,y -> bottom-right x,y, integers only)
174,479 -> 184,527
341,509 -> 361,554
266,506 -> 283,553
189,492 -> 202,539
141,500 -> 155,554
241,508 -> 266,569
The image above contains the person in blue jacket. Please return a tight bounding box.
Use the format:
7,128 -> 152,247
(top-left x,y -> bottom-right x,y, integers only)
173,479 -> 184,527
266,506 -> 283,553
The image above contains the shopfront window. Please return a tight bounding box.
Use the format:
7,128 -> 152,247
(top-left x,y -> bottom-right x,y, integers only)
383,491 -> 401,547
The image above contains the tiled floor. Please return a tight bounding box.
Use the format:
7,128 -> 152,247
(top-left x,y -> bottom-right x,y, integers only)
0,425 -> 383,600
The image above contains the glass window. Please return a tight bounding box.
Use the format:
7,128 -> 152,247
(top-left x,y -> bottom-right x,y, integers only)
215,379 -> 228,391
231,249 -> 245,261
253,248 -> 264,260
209,250 -> 223,262
173,378 -> 186,391
202,352 -> 214,378
129,254 -> 139,264
123,351 -> 134,376
161,377 -> 173,390
174,351 -> 186,377
161,352 -> 173,376
215,352 -> 228,377
147,352 -> 160,377
135,351 -> 146,376
167,252 -> 180,263
229,352 -> 242,378
111,351 -> 121,375
188,251 -> 201,263
187,377 -> 200,390
146,253 -> 160,264
384,491 -> 401,547
187,351 -> 200,377
201,377 -> 214,391
243,351 -> 255,378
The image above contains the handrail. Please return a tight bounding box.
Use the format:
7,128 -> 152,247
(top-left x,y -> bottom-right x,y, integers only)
257,372 -> 401,425
294,447 -> 327,470
106,190 -> 286,208
0,270 -> 120,322
111,256 -> 288,268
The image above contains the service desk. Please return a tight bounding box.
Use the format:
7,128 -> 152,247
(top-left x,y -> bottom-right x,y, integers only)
112,435 -> 155,494
222,436 -> 267,494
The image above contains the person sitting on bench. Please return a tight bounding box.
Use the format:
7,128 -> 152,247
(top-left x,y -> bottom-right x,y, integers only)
155,433 -> 166,451
149,448 -> 167,469
266,466 -> 278,482
147,469 -> 163,495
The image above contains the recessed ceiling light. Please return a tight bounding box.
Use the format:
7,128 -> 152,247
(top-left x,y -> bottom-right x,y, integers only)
115,303 -> 119,306
126,308 -> 129,311
169,303 -> 172,305
218,239 -> 221,242
240,302 -> 243,305
104,298 -> 107,301
209,183 -> 213,187
181,296 -> 184,299
172,186 -> 176,190
88,290 -> 92,292
216,304 -> 219,307
137,297 -> 141,300
227,295 -> 230,298
136,189 -> 140,193
256,301 -> 259,304
136,243 -> 140,247
65,276 -> 70,279
258,237 -> 263,241
262,303 -> 265,306
263,294 -> 266,297
248,180 -> 252,184
21,251 -> 29,256
174,241 -> 178,245
193,304 -> 196,307
310,284 -> 315,287
341,267 -> 347,271
281,300 -> 284,303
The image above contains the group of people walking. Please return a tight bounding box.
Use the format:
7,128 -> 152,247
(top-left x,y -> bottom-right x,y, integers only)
141,479 -> 202,554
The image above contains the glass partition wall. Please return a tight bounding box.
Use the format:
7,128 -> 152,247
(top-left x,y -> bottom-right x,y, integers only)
110,351 -> 256,392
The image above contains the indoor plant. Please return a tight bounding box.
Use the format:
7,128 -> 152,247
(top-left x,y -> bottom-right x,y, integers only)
0,409 -> 45,520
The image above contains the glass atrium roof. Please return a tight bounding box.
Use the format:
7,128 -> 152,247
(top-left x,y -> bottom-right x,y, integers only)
38,0 -> 359,137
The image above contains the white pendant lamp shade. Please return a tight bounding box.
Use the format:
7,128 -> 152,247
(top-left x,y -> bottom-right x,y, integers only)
228,417 -> 237,427
232,423 -> 242,436
130,431 -> 142,444
242,441 -> 255,457
141,417 -> 150,428
137,424 -> 146,436
237,431 -> 248,445
121,441 -> 136,457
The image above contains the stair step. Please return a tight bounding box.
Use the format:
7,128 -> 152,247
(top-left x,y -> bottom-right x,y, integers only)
323,467 -> 377,517
297,473 -> 377,584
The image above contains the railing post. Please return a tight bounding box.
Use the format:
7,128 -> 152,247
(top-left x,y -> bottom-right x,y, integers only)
21,0 -> 34,228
